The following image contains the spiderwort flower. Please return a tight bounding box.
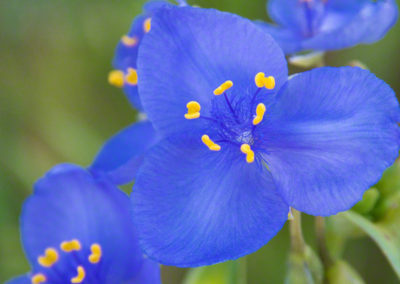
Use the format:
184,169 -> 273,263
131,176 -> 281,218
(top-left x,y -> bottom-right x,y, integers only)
7,164 -> 160,284
258,0 -> 398,54
109,0 -> 187,110
131,6 -> 400,267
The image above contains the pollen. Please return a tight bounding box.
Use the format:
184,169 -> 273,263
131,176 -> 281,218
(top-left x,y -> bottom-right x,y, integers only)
240,144 -> 255,163
254,73 -> 275,90
71,266 -> 85,283
121,35 -> 138,47
255,72 -> 265,88
108,70 -> 124,88
60,239 -> 81,252
88,243 -> 102,264
144,18 -> 152,33
32,273 -> 46,284
202,135 -> 221,151
264,76 -> 275,90
213,80 -> 233,95
252,103 -> 266,125
125,68 -> 138,85
184,101 -> 201,119
38,248 -> 59,267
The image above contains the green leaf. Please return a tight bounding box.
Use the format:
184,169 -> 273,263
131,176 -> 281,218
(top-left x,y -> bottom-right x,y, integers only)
352,188 -> 380,215
183,260 -> 246,284
326,261 -> 365,284
285,245 -> 324,284
340,202 -> 400,279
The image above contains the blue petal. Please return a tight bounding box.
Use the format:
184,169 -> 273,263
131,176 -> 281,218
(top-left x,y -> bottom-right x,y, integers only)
5,275 -> 30,284
21,164 -> 150,282
113,1 -> 172,110
89,121 -> 158,185
132,135 -> 289,267
257,67 -> 400,216
137,6 -> 287,136
264,0 -> 398,54
129,258 -> 161,284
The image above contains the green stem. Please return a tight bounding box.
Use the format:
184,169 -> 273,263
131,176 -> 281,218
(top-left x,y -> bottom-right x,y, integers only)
289,209 -> 306,254
228,258 -> 247,284
315,216 -> 333,270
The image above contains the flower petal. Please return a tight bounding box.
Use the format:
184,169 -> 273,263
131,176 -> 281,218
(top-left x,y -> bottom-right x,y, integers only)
113,1 -> 171,110
137,6 -> 287,135
5,275 -> 30,284
257,67 -> 400,216
132,135 -> 288,267
129,258 -> 161,284
21,164 -> 150,282
89,121 -> 158,185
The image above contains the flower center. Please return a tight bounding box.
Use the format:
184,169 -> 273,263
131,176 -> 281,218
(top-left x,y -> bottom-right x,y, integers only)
31,239 -> 102,284
184,73 -> 276,163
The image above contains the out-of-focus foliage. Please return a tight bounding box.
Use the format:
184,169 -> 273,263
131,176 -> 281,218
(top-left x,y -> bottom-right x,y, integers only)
183,261 -> 246,284
1,0 -> 400,283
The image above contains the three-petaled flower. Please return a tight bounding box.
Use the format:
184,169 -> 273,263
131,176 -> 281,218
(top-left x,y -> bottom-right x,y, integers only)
7,165 -> 160,284
129,5 -> 400,267
258,0 -> 398,54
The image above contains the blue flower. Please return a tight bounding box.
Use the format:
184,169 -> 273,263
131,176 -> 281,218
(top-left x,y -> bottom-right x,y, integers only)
7,164 -> 160,284
130,6 -> 400,267
108,0 -> 187,110
257,0 -> 398,54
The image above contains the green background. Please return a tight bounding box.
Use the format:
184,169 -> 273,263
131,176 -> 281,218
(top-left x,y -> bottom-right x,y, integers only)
0,0 -> 399,283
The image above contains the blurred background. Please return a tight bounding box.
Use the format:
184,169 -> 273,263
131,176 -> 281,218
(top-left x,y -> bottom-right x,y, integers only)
0,0 -> 399,283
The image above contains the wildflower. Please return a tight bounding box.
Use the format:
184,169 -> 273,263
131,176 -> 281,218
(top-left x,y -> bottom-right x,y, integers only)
258,0 -> 398,54
109,0 -> 187,110
131,6 -> 400,266
7,164 -> 160,284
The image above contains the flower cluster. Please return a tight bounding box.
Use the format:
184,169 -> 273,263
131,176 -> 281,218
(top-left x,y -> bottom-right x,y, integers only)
8,0 -> 399,282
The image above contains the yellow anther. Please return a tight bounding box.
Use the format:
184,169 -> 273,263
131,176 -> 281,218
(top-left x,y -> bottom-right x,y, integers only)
255,72 -> 266,88
125,68 -> 138,85
213,80 -> 233,96
32,273 -> 46,284
108,70 -> 124,88
88,243 -> 102,264
144,18 -> 152,33
240,144 -> 255,163
60,239 -> 81,252
252,103 -> 266,126
201,135 -> 221,151
38,248 -> 59,268
71,266 -> 85,283
184,101 -> 201,119
264,76 -> 275,90
121,35 -> 138,47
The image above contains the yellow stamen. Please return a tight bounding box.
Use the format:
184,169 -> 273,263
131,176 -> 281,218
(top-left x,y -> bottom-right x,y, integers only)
71,266 -> 85,283
88,243 -> 102,264
32,273 -> 46,284
60,239 -> 81,252
264,76 -> 275,90
201,135 -> 221,151
121,35 -> 138,47
38,248 -> 58,268
125,68 -> 138,85
255,72 -> 266,88
144,18 -> 152,33
213,80 -> 233,95
252,103 -> 266,125
108,70 -> 124,88
184,101 -> 201,119
240,144 -> 255,163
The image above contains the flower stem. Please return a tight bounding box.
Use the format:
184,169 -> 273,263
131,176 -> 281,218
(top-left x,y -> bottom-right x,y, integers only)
315,216 -> 333,269
289,209 -> 306,254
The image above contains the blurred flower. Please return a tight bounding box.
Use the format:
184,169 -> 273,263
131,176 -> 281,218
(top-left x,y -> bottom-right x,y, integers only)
7,164 -> 160,284
131,6 -> 400,267
258,0 -> 398,54
109,0 -> 187,110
